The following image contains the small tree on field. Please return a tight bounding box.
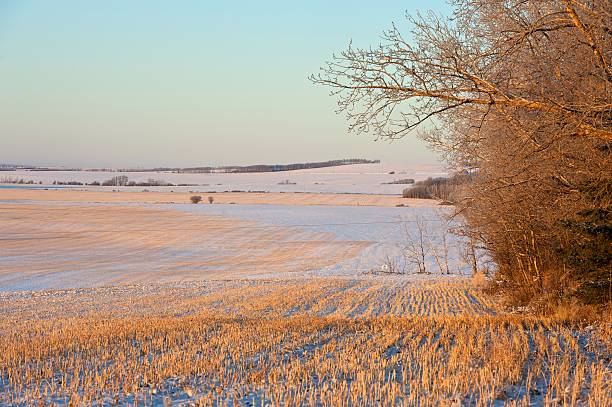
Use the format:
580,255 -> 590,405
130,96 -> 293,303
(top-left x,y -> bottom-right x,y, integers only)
208,196 -> 214,204
403,217 -> 430,274
428,213 -> 451,275
190,195 -> 202,204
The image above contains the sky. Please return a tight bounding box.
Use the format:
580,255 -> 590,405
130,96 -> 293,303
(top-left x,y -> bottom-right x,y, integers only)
0,1 -> 450,168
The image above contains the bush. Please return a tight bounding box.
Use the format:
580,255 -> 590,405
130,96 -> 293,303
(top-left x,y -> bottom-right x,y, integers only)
190,195 -> 202,204
208,196 -> 214,204
472,271 -> 490,290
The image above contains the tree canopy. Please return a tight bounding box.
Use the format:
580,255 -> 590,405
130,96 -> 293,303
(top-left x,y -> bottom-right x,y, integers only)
314,0 -> 611,307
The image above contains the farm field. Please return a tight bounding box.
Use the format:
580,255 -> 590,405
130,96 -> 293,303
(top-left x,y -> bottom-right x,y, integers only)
1,279 -> 610,406
3,0 -> 611,405
0,202 -> 370,290
0,188 -> 465,291
0,163 -> 448,195
0,188 -> 434,207
0,189 -> 610,405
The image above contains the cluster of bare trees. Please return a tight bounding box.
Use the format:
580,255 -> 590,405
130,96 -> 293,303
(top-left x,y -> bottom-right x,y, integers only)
377,217 -> 438,275
375,214 -> 487,276
403,217 -> 450,275
314,0 -> 611,306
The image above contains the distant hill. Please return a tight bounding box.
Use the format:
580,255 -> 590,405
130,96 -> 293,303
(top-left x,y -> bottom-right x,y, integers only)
117,159 -> 381,174
0,164 -> 79,171
1,159 -> 381,174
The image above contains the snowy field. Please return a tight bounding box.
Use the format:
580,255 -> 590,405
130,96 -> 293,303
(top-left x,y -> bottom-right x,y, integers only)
1,186 -> 609,407
0,201 -> 475,291
1,163 -> 447,194
173,203 -> 474,277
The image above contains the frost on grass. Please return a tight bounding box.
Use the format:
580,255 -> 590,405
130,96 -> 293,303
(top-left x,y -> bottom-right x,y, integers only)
0,279 -> 610,406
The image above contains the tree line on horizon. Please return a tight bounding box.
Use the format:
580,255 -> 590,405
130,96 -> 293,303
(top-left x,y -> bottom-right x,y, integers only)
133,159 -> 381,174
0,159 -> 381,174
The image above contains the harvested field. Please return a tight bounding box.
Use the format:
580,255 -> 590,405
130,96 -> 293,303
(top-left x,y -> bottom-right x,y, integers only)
0,203 -> 371,290
1,190 -> 610,406
0,279 -> 610,406
0,198 -> 472,290
0,188 -> 437,207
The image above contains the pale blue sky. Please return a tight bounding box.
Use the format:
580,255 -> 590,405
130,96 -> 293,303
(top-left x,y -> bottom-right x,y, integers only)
0,1 -> 450,167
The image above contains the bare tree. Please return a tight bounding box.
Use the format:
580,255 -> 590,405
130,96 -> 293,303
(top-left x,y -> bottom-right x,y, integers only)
379,253 -> 406,275
311,1 -> 610,143
427,213 -> 451,275
464,236 -> 479,277
313,0 -> 612,306
403,216 -> 430,274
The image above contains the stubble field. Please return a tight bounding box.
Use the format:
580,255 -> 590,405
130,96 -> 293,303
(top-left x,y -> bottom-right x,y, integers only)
1,279 -> 610,406
0,188 -> 610,406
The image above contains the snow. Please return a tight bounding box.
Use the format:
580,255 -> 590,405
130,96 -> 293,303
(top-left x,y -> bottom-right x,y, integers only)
0,202 -> 477,291
2,163 -> 448,194
171,203 -> 475,277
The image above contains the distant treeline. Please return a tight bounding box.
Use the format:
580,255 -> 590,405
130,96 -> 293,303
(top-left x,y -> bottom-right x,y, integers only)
96,176 -> 196,187
0,177 -> 42,185
402,171 -> 473,201
384,178 -> 415,185
1,175 -> 197,187
0,166 -> 80,171
117,159 -> 380,173
0,159 -> 380,174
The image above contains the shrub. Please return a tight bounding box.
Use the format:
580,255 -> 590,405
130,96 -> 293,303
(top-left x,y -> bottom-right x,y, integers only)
208,196 -> 214,204
190,196 -> 202,204
472,271 -> 489,290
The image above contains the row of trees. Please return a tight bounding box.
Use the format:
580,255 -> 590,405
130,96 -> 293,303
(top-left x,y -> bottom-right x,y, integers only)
314,0 -> 611,307
401,171 -> 472,200
100,176 -> 178,187
174,159 -> 380,174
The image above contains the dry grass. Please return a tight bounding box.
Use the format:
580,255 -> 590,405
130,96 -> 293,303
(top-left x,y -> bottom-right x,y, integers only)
1,279 -> 609,406
471,271 -> 490,290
